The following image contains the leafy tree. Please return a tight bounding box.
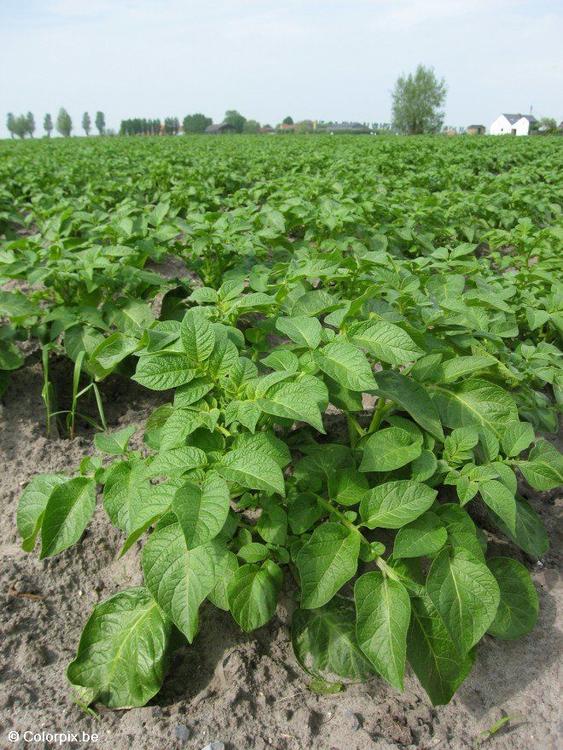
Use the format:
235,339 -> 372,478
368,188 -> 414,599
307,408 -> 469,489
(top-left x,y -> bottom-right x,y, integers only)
282,116 -> 294,125
44,113 -> 53,137
164,117 -> 180,135
26,112 -> 35,137
392,65 -> 446,135
82,112 -> 91,136
12,115 -> 29,139
537,117 -> 558,134
183,113 -> 212,133
243,119 -> 261,134
6,113 -> 15,139
95,111 -> 105,135
295,120 -> 314,133
56,108 -> 73,137
224,110 -> 246,133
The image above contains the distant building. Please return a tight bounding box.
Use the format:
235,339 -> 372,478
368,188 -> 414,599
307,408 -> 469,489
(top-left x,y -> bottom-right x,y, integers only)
490,114 -> 537,136
260,124 -> 275,134
467,124 -> 486,135
205,123 -> 237,134
318,121 -> 372,134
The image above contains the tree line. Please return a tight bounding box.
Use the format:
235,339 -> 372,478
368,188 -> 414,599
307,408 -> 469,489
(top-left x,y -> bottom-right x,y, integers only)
6,67 -> 561,139
6,109 -> 105,138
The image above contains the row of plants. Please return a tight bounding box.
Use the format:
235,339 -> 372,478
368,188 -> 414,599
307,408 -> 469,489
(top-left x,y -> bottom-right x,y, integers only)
1,134 -> 562,710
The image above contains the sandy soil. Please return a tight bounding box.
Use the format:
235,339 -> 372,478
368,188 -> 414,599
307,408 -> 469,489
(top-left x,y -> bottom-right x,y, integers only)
0,362 -> 561,750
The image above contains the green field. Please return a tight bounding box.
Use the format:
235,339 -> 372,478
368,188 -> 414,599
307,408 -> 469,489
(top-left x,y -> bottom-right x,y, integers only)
1,134 -> 562,710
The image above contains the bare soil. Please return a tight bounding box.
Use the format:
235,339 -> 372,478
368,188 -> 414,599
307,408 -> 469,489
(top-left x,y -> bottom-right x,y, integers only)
1,362 -> 561,750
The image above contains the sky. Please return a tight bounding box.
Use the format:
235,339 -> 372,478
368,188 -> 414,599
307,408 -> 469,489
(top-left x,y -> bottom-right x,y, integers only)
1,0 -> 562,136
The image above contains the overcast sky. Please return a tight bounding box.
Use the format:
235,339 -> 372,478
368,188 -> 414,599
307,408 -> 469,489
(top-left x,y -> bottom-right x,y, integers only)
1,0 -> 562,136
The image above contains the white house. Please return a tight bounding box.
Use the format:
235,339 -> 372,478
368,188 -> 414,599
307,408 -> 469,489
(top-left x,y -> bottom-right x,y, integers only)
490,113 -> 537,136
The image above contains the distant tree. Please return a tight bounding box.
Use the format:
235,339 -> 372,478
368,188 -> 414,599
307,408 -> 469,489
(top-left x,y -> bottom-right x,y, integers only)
95,111 -> 105,135
56,108 -> 73,137
243,119 -> 261,134
44,113 -> 53,137
7,113 -> 15,138
13,115 -> 29,139
391,64 -> 446,134
224,110 -> 246,133
183,113 -> 212,133
26,112 -> 35,137
282,116 -> 294,125
82,112 -> 91,135
536,116 -> 558,134
295,120 -> 314,133
164,117 -> 180,135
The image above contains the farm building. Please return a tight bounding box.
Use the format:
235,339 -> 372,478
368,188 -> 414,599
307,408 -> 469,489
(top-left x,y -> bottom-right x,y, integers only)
205,122 -> 237,134
490,113 -> 537,136
467,124 -> 486,135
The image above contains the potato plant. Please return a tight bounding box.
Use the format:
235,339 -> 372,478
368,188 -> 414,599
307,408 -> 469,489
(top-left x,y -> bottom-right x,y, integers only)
17,291 -> 561,707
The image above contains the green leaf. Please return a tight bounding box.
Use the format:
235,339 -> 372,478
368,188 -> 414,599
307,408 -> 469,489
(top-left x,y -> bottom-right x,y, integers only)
348,320 -> 422,366
435,504 -> 484,561
328,468 -> 368,507
438,355 -> 496,383
360,480 -> 437,530
432,379 -> 518,439
142,519 -> 218,642
174,377 -> 214,407
103,460 -> 147,533
276,316 -> 323,349
443,427 -> 479,464
159,408 -> 203,450
237,542 -> 270,563
355,571 -> 411,690
258,380 -> 326,433
67,586 -> 171,709
256,499 -> 288,545
360,427 -> 422,472
17,474 -> 67,552
227,560 -> 282,631
295,522 -> 360,608
479,480 -> 516,534
0,339 -> 24,370
292,596 -> 374,682
217,448 -> 285,496
147,446 -> 207,478
133,352 -> 196,390
90,333 -> 139,374
224,400 -> 261,432
517,439 -> 563,490
314,339 -> 376,392
232,431 -> 291,468
172,473 -> 230,549
262,349 -> 299,372
180,309 -> 215,364
393,512 -> 448,559
408,593 -> 475,706
208,550 -> 239,610
288,493 -> 323,534
411,450 -> 438,482
374,370 -> 444,440
94,425 -> 136,455
500,421 -> 535,457
487,558 -> 539,640
426,548 -> 500,654
40,477 -> 97,559
489,497 -> 548,558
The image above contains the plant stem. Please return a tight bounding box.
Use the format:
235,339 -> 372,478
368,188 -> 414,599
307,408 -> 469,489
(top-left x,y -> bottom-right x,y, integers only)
368,397 -> 387,434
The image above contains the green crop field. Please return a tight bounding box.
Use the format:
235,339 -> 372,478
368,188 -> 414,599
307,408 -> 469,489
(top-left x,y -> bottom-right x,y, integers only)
1,134 -> 562,711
